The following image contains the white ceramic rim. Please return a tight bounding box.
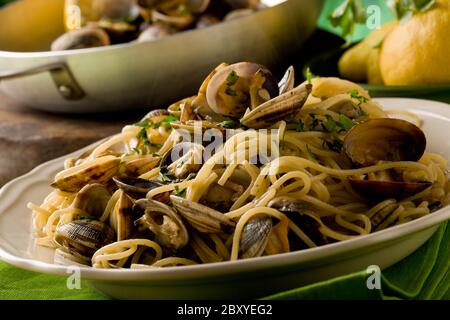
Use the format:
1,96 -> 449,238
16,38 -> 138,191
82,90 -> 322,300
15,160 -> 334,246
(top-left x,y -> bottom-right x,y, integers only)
0,98 -> 449,281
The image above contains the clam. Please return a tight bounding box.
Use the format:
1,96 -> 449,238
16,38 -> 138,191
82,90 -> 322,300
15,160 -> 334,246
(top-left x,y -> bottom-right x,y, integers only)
240,82 -> 312,129
113,176 -> 166,200
205,62 -> 279,117
110,191 -> 135,241
123,155 -> 160,176
137,23 -> 176,42
71,184 -> 111,218
369,200 -> 399,230
54,219 -> 115,260
224,8 -> 255,21
170,195 -> 236,233
348,179 -> 432,201
191,63 -> 230,121
134,199 -> 189,250
278,66 -> 295,95
344,118 -> 426,167
53,248 -> 91,266
268,197 -> 328,246
151,11 -> 193,30
92,0 -> 139,20
315,94 -> 363,119
196,14 -> 221,29
160,142 -> 205,179
51,27 -> 110,51
51,156 -> 120,193
344,118 -> 431,200
239,216 -> 272,259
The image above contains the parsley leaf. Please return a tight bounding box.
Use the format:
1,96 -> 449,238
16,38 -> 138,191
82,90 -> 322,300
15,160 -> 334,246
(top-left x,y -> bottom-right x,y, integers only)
338,114 -> 355,131
219,120 -> 238,129
174,186 -> 186,197
159,172 -> 175,182
296,120 -> 305,132
322,115 -> 337,133
225,88 -> 237,96
328,0 -> 367,38
306,67 -> 313,85
226,70 -> 240,86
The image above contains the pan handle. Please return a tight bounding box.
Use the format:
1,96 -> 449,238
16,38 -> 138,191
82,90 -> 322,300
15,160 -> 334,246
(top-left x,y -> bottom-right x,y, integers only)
0,62 -> 85,100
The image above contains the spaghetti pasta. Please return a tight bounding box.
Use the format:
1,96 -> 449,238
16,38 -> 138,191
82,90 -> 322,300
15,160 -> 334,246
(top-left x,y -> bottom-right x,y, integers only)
28,63 -> 449,269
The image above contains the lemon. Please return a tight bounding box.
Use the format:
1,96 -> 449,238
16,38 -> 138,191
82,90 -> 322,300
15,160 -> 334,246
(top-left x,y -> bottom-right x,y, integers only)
367,48 -> 384,84
338,22 -> 397,83
380,1 -> 450,85
0,0 -> 64,52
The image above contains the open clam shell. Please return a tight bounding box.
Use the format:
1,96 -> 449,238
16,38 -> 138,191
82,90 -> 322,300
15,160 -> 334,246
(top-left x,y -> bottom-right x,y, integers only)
349,178 -> 432,201
344,118 -> 426,167
134,199 -> 189,250
71,184 -> 111,218
51,27 -> 110,51
240,82 -> 312,129
206,62 -> 279,117
51,156 -> 120,193
239,216 -> 272,259
170,195 -> 235,233
54,219 -> 115,258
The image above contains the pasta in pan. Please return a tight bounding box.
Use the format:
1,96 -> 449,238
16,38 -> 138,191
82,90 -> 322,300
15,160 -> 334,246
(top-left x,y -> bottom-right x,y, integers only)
28,62 -> 450,268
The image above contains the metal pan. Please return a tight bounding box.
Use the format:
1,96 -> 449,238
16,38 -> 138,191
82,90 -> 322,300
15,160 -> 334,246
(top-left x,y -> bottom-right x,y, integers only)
0,0 -> 323,113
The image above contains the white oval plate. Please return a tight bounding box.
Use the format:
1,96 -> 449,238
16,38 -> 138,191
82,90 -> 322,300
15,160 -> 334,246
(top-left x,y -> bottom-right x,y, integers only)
0,98 -> 450,299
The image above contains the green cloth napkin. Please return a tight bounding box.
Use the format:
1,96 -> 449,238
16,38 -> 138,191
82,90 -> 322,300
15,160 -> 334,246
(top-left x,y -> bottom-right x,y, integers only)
0,222 -> 448,300
264,222 -> 450,300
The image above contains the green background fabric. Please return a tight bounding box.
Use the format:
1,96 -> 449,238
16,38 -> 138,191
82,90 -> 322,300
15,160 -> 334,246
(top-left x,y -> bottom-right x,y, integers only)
0,0 -> 449,300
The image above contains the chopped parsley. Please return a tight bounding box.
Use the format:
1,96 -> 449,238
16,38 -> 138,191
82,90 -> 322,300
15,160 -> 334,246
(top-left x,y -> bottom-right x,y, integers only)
296,119 -> 305,132
348,89 -> 368,105
159,172 -> 176,182
348,89 -> 369,116
322,115 -> 337,133
219,120 -> 238,129
225,87 -> 237,96
174,186 -> 187,197
226,70 -> 240,86
306,67 -> 313,85
176,4 -> 189,15
338,114 -> 354,131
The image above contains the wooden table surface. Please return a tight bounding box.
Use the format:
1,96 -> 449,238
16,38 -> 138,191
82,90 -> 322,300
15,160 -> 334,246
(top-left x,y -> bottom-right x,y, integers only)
0,92 -> 143,187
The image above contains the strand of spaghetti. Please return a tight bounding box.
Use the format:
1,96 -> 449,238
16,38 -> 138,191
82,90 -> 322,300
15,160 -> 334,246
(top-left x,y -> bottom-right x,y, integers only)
187,172 -> 218,203
92,239 -> 162,268
209,234 -> 231,260
398,207 -> 429,221
365,199 -> 397,219
147,180 -> 193,199
270,156 -> 433,179
335,213 -> 371,235
299,195 -> 356,216
89,131 -> 137,160
139,167 -> 160,180
269,171 -> 312,198
99,189 -> 120,222
311,180 -> 330,203
376,205 -> 404,231
218,164 -> 238,186
285,135 -> 339,158
151,257 -> 197,267
191,234 -> 223,263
